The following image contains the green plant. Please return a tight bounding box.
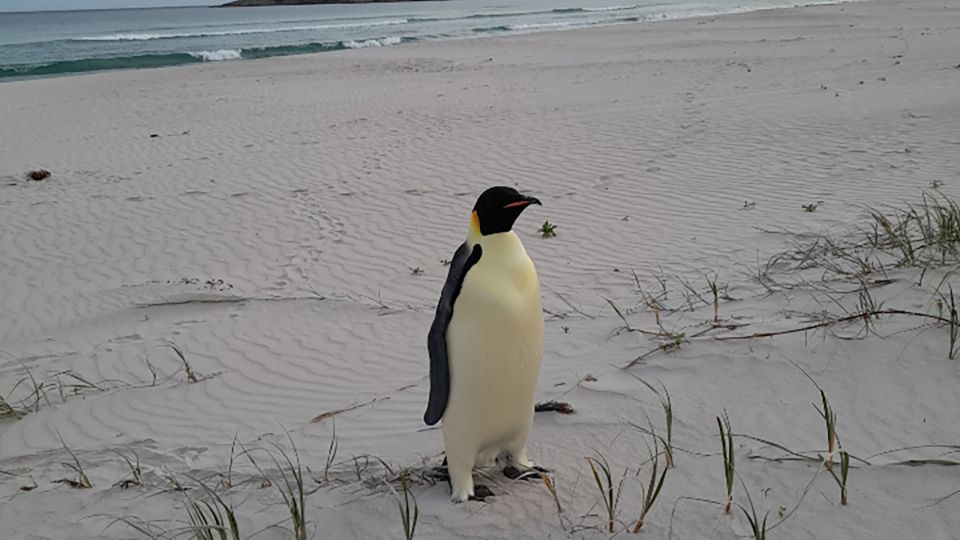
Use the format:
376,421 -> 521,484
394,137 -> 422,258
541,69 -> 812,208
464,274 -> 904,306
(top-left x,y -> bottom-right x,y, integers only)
0,393 -> 18,419
717,412 -> 734,514
387,470 -> 419,540
815,389 -> 838,467
633,270 -> 668,334
182,482 -> 242,540
56,433 -> 92,489
170,343 -> 200,384
824,450 -> 850,505
585,453 -> 626,533
324,419 -> 338,482
542,473 -> 563,516
706,273 -> 721,323
854,278 -> 884,335
738,479 -> 769,540
218,434 -> 238,489
940,284 -> 959,359
604,297 -> 638,334
632,377 -> 674,468
113,447 -> 143,489
242,431 -> 307,540
538,221 -> 557,238
631,436 -> 669,532
659,332 -> 686,353
808,378 -> 850,505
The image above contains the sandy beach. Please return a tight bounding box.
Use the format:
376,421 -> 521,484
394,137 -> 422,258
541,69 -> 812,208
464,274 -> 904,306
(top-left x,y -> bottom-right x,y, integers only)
2,0 -> 959,537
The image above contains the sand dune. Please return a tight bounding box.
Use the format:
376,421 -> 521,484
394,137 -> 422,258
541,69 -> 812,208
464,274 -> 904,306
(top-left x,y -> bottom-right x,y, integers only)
2,0 -> 960,538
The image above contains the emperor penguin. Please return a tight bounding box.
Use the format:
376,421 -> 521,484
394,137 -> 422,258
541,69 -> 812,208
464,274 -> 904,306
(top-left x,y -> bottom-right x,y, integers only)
425,186 -> 545,503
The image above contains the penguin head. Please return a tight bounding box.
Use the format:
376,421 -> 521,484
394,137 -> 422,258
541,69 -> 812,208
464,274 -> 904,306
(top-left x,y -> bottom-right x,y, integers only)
472,186 -> 541,236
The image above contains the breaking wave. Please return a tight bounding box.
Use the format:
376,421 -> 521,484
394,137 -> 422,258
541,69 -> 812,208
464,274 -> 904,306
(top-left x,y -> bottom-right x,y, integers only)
72,19 -> 410,42
0,37 -> 413,79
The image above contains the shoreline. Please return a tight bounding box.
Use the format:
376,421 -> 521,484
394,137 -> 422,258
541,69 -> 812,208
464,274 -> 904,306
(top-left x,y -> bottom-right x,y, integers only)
0,0 -> 849,83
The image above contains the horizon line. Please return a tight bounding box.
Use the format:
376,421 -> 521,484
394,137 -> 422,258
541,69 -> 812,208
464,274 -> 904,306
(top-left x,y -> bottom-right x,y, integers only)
0,4 -> 216,14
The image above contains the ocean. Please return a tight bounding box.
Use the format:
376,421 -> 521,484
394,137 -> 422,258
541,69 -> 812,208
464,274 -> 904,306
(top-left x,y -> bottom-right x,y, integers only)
0,0 -> 829,80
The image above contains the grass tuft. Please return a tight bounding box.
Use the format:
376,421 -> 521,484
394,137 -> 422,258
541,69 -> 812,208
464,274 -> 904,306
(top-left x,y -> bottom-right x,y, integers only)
241,430 -> 307,540
323,419 -> 338,482
631,435 -> 669,532
738,479 -> 769,540
182,480 -> 242,540
219,434 -> 238,490
815,389 -> 851,505
386,470 -> 419,540
632,377 -> 674,468
585,452 -> 626,533
717,411 -> 734,514
113,447 -> 143,489
705,273 -> 724,323
538,220 -> 557,238
169,343 -> 201,384
0,392 -> 19,419
56,432 -> 92,489
814,389 -> 839,463
939,284 -> 959,359
659,332 -> 687,353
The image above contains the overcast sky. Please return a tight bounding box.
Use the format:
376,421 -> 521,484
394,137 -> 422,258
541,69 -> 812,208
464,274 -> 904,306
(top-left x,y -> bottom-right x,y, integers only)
0,0 -> 213,12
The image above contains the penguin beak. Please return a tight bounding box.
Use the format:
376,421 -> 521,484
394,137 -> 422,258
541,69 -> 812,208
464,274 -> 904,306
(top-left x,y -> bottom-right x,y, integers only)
503,196 -> 542,209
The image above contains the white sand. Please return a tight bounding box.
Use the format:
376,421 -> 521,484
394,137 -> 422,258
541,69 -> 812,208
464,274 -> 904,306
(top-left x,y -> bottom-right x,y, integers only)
2,0 -> 959,538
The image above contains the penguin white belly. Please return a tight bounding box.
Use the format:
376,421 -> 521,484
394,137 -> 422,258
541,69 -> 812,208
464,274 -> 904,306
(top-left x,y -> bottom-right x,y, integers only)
442,233 -> 543,502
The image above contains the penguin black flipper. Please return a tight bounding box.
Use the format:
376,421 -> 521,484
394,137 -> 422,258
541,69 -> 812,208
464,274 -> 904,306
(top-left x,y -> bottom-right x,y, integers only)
424,242 -> 482,426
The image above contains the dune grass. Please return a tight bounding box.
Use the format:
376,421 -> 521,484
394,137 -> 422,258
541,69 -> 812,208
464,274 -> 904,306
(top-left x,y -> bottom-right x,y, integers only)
636,378 -> 674,468
113,447 -> 143,489
182,481 -> 242,540
242,432 -> 307,540
218,434 -> 238,489
169,343 -> 201,384
737,479 -> 769,540
866,192 -> 960,267
387,470 -> 419,540
585,452 -> 626,533
815,390 -> 850,505
631,435 -> 669,532
717,412 -> 735,514
323,419 -> 338,483
541,473 -> 564,522
0,358 -> 49,419
938,284 -> 959,359
55,433 -> 93,489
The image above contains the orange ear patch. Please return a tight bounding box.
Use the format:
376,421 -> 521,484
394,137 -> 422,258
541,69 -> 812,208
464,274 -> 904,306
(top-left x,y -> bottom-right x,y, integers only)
471,210 -> 481,235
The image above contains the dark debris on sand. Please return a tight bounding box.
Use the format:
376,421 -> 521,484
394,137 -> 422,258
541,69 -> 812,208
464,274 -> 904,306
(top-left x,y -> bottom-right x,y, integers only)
535,400 -> 574,414
28,169 -> 51,181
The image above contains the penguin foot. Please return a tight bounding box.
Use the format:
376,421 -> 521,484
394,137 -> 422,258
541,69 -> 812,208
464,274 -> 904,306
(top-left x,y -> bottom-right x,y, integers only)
469,485 -> 495,501
428,465 -> 450,483
503,465 -> 544,481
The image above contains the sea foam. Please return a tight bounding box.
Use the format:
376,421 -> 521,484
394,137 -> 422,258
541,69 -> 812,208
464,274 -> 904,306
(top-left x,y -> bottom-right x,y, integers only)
75,19 -> 409,42
342,36 -> 403,49
188,49 -> 242,62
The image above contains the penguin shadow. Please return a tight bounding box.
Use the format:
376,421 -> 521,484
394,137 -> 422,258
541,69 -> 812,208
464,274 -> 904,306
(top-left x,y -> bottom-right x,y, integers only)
428,456 -> 551,502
